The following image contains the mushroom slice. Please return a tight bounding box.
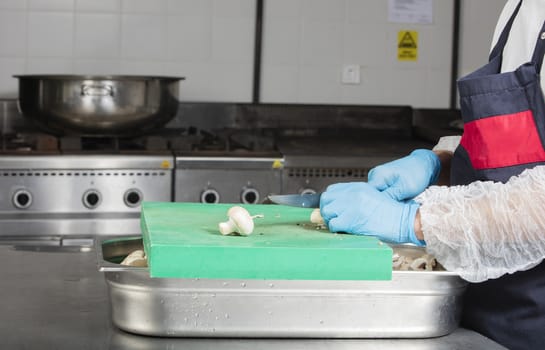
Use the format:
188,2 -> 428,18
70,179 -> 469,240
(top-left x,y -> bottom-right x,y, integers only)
392,253 -> 404,269
120,249 -> 148,267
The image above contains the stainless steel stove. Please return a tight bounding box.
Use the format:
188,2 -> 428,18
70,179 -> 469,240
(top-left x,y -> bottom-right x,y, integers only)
0,153 -> 173,238
174,153 -> 283,204
277,135 -> 431,195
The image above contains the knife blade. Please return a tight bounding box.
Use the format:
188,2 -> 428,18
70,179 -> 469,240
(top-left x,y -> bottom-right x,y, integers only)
267,193 -> 321,208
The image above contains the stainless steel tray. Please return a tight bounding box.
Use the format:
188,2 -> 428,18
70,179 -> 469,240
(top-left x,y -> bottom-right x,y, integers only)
98,237 -> 467,338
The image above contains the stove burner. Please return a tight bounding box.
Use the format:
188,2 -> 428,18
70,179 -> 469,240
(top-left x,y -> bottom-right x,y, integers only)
173,129 -> 276,153
0,128 -> 279,155
0,132 -> 174,154
0,133 -> 59,153
59,135 -> 169,152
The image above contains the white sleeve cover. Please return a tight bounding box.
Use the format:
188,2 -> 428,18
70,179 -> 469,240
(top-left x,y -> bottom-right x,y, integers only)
415,165 -> 545,283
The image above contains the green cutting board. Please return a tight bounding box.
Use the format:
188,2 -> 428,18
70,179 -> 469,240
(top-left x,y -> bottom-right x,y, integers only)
141,202 -> 392,280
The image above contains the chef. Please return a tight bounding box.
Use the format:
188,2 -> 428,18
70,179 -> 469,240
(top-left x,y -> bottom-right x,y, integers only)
319,1 -> 545,349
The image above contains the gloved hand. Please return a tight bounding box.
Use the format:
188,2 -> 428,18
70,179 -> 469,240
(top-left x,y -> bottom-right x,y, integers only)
367,149 -> 441,201
320,182 -> 424,246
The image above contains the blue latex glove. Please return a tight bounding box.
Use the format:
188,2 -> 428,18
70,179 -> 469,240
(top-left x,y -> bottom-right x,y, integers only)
367,149 -> 441,201
320,182 -> 424,246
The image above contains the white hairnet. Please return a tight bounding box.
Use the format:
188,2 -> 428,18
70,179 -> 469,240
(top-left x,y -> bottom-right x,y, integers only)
415,165 -> 545,283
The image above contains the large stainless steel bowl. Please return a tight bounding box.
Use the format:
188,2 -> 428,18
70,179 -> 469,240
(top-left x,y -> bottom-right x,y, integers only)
15,75 -> 184,136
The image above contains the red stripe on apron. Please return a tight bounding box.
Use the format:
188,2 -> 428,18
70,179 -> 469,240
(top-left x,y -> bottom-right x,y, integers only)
460,110 -> 545,169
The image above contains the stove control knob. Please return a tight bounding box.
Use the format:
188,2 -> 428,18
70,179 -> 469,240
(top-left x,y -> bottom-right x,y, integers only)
300,188 -> 317,195
83,189 -> 102,209
13,189 -> 33,209
241,187 -> 260,204
124,189 -> 143,208
201,188 -> 220,204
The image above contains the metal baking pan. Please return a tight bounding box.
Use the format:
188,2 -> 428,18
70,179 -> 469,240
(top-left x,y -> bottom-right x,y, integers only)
98,237 -> 467,338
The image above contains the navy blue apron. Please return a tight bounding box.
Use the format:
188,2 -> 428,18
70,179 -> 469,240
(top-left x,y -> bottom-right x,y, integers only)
453,2 -> 545,349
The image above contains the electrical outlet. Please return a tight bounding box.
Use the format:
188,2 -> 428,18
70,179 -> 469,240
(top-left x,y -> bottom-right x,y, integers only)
341,64 -> 360,84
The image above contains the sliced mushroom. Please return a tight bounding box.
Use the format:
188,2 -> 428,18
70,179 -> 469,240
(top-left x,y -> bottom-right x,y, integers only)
410,257 -> 430,271
392,253 -> 404,269
120,249 -> 148,267
392,252 -> 438,271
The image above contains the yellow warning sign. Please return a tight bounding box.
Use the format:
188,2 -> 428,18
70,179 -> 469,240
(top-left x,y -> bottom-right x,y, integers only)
397,30 -> 418,61
272,159 -> 284,169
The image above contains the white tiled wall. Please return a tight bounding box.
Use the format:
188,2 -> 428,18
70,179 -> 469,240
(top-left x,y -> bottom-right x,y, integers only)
0,0 -> 256,102
0,0 -> 502,108
261,0 -> 455,107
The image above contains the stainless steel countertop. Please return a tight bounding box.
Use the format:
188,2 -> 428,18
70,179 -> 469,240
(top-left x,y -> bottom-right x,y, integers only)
0,239 -> 507,350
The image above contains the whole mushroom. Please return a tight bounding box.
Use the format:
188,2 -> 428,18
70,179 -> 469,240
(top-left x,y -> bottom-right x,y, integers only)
310,208 -> 324,225
219,206 -> 263,236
